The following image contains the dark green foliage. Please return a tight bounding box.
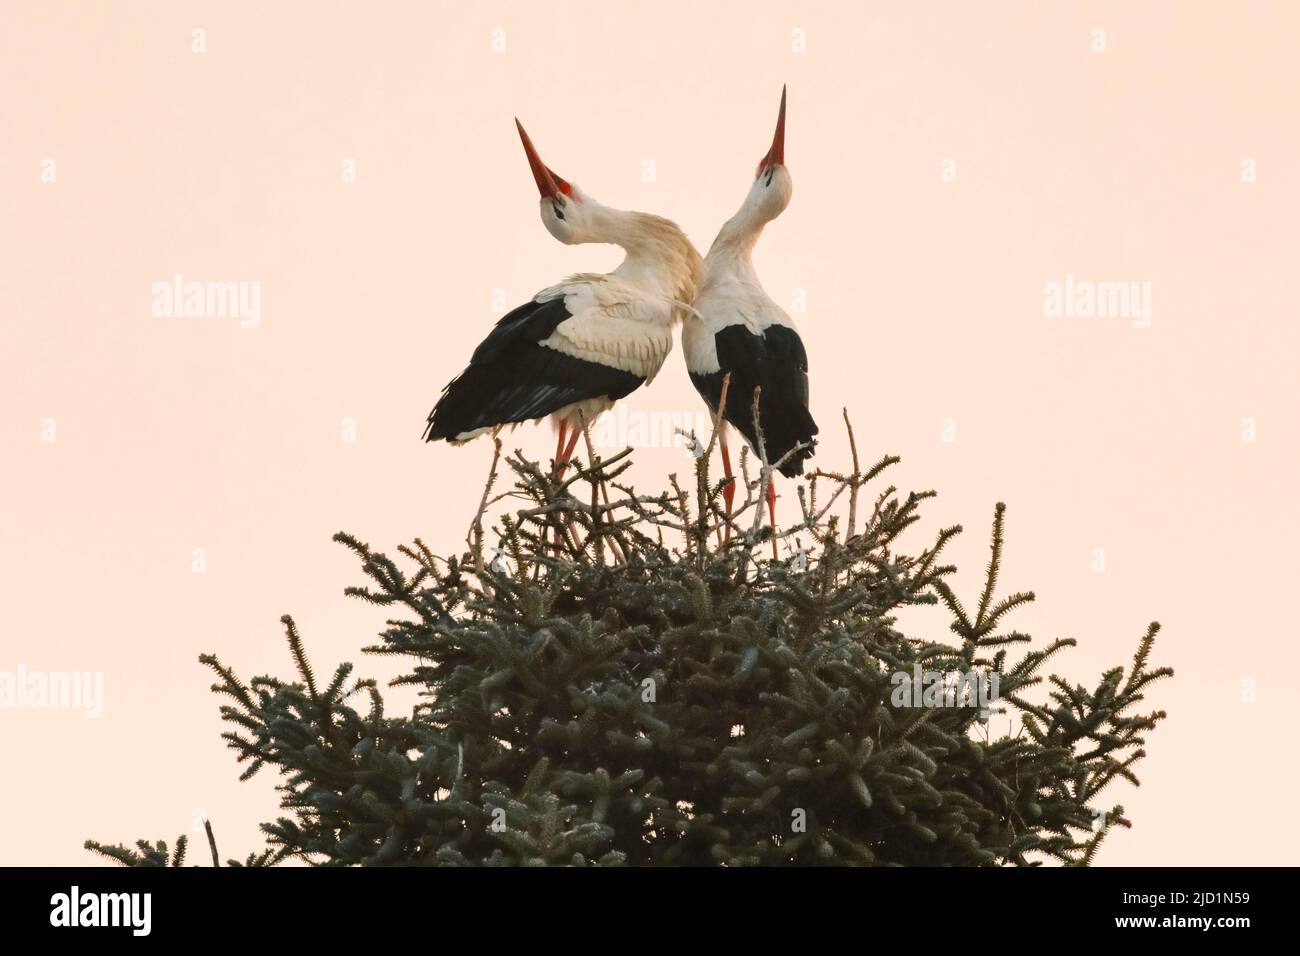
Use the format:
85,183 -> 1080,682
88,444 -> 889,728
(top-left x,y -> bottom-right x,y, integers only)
88,412 -> 1171,866
85,819 -> 279,868
84,835 -> 187,868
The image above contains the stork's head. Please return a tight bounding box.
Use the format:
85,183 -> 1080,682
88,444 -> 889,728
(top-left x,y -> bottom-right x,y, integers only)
747,86 -> 793,221
516,119 -> 592,244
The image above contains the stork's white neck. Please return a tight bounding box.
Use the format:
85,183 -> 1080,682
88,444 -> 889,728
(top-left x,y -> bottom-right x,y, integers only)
705,167 -> 791,270
707,206 -> 767,266
589,203 -> 704,307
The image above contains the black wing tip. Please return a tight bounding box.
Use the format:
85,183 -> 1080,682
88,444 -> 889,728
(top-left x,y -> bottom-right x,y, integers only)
422,408 -> 453,442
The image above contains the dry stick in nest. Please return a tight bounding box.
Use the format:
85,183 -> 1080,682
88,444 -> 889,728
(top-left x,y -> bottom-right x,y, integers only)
743,386 -> 817,561
581,411 -> 604,567
695,372 -> 732,552
551,473 -> 582,560
824,408 -> 890,546
518,489 -> 687,550
466,434 -> 505,591
776,476 -> 850,564
744,385 -> 779,561
758,454 -> 819,557
577,409 -> 627,566
786,409 -> 862,552
809,413 -> 901,551
842,408 -> 862,540
548,429 -> 581,558
669,472 -> 693,566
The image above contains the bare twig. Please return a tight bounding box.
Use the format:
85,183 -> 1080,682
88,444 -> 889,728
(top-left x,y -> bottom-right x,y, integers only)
747,386 -> 769,540
703,373 -> 731,462
694,373 -> 732,558
466,435 -> 504,573
843,408 -> 862,540
577,410 -> 604,566
669,473 -> 693,565
578,410 -> 627,566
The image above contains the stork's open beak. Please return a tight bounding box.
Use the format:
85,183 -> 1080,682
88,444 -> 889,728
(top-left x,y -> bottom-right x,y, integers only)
515,118 -> 570,199
766,85 -> 787,168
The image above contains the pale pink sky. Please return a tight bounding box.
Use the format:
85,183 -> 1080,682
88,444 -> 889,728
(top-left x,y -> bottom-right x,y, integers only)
2,1 -> 1297,865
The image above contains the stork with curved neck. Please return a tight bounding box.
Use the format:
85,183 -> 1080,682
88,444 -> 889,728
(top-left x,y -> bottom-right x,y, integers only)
683,87 -> 819,556
425,120 -> 703,481
517,121 -> 701,309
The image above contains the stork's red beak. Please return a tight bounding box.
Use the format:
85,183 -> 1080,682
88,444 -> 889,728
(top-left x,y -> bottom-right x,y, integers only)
768,85 -> 787,166
515,118 -> 571,199
758,86 -> 787,174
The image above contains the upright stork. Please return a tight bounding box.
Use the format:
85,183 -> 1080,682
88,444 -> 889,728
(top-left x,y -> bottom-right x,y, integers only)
424,120 -> 703,478
683,87 -> 818,556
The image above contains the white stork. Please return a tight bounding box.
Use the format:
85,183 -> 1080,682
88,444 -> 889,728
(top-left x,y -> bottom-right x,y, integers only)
682,87 -> 818,555
424,120 -> 704,477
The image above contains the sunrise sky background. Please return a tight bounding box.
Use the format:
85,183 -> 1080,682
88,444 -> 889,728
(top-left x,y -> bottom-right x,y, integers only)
3,0 -> 1297,865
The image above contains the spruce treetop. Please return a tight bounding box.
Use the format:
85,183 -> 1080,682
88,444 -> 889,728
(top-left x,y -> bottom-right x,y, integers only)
89,401 -> 1170,866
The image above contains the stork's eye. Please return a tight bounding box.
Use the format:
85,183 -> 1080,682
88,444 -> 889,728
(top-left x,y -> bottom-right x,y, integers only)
552,202 -> 565,220
764,167 -> 774,187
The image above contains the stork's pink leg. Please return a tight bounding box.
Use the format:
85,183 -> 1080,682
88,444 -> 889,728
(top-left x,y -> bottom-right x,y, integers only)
550,420 -> 584,551
558,428 -> 581,475
767,478 -> 778,559
720,437 -> 736,543
553,421 -> 569,477
551,423 -> 585,551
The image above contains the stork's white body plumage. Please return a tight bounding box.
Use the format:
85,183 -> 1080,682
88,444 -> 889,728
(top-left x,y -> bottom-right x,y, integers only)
441,266 -> 691,446
425,122 -> 702,471
539,270 -> 687,383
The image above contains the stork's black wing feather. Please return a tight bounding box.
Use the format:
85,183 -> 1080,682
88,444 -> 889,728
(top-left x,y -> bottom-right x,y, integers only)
424,296 -> 643,442
468,296 -> 568,366
689,324 -> 818,477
